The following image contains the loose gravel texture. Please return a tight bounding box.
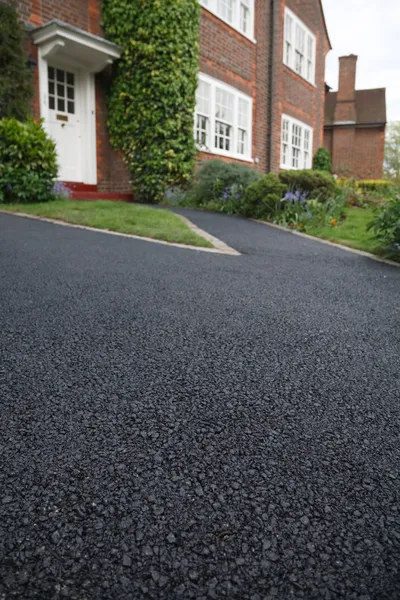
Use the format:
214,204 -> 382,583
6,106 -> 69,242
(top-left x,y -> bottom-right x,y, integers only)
1,210 -> 400,600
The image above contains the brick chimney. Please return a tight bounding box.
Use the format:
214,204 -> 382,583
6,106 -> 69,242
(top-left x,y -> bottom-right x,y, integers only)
334,54 -> 357,123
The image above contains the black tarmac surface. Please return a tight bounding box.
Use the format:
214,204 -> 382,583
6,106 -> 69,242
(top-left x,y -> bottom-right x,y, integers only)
1,210 -> 400,600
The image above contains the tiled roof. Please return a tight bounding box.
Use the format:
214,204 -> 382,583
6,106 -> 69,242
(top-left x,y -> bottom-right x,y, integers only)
325,89 -> 386,126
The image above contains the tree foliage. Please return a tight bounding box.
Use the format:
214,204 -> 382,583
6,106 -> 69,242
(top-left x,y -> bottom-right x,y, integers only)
384,121 -> 400,183
313,147 -> 332,172
102,0 -> 200,202
0,1 -> 33,120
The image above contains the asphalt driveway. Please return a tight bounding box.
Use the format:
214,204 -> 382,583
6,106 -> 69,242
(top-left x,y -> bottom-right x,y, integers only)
1,210 -> 400,599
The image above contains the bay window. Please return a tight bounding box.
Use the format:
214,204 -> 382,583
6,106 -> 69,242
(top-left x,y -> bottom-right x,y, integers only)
199,0 -> 255,39
283,8 -> 316,84
195,73 -> 252,161
281,115 -> 313,170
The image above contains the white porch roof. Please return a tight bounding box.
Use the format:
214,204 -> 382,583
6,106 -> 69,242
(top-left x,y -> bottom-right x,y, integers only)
32,20 -> 122,73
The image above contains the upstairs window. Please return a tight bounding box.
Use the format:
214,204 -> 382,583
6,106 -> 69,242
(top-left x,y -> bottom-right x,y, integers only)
195,73 -> 253,161
281,114 -> 313,170
283,8 -> 316,84
199,0 -> 255,39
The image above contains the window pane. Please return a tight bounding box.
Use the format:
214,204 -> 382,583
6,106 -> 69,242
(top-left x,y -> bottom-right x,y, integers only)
48,81 -> 54,95
196,80 -> 211,115
67,101 -> 75,114
67,86 -> 74,100
215,88 -> 233,123
240,3 -> 249,33
56,69 -> 64,82
238,98 -> 249,129
57,98 -> 65,112
217,0 -> 234,23
57,83 -> 65,98
48,66 -> 55,80
295,25 -> 305,53
196,115 -> 208,146
66,72 -> 74,86
49,96 -> 55,110
215,121 -> 231,151
237,129 -> 246,154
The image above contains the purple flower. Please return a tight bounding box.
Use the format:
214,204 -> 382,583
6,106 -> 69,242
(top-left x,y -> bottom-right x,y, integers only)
281,188 -> 308,204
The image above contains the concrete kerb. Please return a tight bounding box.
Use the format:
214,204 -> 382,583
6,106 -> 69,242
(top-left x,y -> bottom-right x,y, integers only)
0,210 -> 240,256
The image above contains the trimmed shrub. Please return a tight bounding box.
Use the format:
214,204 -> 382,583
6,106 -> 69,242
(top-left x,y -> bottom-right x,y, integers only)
0,118 -> 58,203
187,159 -> 261,206
102,0 -> 200,203
367,195 -> 400,259
313,147 -> 331,172
279,169 -> 337,202
0,2 -> 33,120
357,180 -> 394,195
241,173 -> 287,219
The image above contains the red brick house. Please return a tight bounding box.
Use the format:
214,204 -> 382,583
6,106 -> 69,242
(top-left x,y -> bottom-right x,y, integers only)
197,0 -> 331,172
16,0 -> 331,198
324,55 -> 387,179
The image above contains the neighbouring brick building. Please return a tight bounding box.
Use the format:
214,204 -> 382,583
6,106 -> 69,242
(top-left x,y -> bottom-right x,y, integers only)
14,0 -> 331,198
324,55 -> 387,179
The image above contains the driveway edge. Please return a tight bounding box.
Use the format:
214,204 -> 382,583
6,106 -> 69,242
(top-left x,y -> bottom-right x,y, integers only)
0,211 -> 240,256
252,218 -> 400,268
175,213 -> 240,255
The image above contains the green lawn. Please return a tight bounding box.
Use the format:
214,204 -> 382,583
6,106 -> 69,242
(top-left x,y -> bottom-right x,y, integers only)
0,200 -> 213,248
307,206 -> 383,255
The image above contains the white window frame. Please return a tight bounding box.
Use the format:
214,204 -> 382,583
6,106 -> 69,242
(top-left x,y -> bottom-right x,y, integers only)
195,73 -> 253,162
280,114 -> 313,170
283,8 -> 316,85
199,0 -> 255,41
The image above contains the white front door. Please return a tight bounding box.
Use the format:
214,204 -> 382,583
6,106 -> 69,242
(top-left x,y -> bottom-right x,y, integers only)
47,65 -> 82,182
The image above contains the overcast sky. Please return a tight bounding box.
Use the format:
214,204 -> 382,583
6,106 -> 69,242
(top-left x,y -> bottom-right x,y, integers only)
322,0 -> 400,122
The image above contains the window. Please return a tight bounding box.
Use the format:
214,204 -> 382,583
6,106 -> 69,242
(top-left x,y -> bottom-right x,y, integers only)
200,0 -> 254,39
48,66 -> 75,114
195,80 -> 211,147
280,114 -> 313,170
283,8 -> 316,84
195,74 -> 252,161
284,12 -> 293,65
281,118 -> 290,167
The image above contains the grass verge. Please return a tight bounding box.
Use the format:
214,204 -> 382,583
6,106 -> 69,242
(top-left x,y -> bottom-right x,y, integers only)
306,206 -> 384,255
0,200 -> 213,248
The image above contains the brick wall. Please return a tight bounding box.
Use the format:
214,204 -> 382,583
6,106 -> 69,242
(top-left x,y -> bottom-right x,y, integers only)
198,2 -> 271,173
198,7 -> 259,170
354,128 -> 385,179
326,126 -> 385,179
270,0 -> 331,171
17,0 -> 131,193
16,0 -> 102,34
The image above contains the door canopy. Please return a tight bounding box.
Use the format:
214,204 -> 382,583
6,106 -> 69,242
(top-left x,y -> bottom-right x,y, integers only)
32,20 -> 122,72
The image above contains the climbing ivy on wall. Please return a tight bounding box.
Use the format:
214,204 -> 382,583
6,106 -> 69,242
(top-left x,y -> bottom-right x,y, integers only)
102,0 -> 200,202
0,2 -> 33,120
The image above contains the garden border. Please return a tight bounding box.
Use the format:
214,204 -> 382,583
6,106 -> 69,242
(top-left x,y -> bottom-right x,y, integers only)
253,219 -> 400,268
